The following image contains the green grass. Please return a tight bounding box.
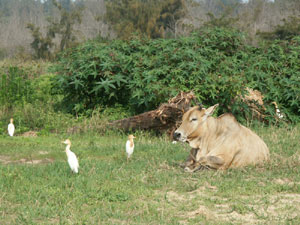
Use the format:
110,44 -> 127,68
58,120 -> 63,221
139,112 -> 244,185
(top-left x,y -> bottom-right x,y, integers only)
0,126 -> 300,224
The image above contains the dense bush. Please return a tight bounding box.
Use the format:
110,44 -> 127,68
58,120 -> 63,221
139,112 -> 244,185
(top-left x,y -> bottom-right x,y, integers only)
244,37 -> 300,122
52,27 -> 300,123
0,61 -> 138,135
0,66 -> 33,107
0,64 -> 74,134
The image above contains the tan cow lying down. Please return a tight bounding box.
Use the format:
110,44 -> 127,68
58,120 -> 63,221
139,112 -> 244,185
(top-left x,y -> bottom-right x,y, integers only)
173,104 -> 269,171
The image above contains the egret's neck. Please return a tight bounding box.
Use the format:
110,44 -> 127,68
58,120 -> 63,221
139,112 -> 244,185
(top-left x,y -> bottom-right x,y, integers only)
128,139 -> 134,147
65,144 -> 71,152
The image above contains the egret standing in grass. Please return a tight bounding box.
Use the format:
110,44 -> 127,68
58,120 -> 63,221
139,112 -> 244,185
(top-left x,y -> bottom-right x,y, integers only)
8,118 -> 15,137
62,139 -> 79,173
126,135 -> 135,162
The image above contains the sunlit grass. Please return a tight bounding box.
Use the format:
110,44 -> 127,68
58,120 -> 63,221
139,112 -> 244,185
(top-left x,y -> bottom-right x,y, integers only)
0,125 -> 300,224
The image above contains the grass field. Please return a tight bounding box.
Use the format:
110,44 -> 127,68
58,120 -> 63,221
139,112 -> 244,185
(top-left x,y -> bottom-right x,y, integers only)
0,125 -> 300,224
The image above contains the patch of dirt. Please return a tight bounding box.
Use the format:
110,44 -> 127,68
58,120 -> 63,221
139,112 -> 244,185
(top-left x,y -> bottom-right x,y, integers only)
165,183 -> 219,206
186,205 -> 215,220
188,182 -> 218,194
204,182 -> 217,191
290,152 -> 300,161
162,187 -> 300,224
38,151 -> 48,155
0,155 -> 10,162
273,178 -> 295,186
166,191 -> 187,202
21,131 -> 38,137
25,158 -> 54,164
158,161 -> 172,170
218,211 -> 259,224
0,155 -> 53,165
107,219 -> 128,225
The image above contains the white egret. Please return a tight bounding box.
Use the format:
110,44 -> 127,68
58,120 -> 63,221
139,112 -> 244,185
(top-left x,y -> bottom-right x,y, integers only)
62,139 -> 79,173
126,134 -> 135,162
8,118 -> 15,137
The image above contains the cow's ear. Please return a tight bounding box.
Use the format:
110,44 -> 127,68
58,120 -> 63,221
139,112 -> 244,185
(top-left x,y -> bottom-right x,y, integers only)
205,104 -> 219,116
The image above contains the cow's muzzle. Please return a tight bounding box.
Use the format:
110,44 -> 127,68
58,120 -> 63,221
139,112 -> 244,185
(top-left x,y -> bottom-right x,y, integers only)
173,131 -> 181,141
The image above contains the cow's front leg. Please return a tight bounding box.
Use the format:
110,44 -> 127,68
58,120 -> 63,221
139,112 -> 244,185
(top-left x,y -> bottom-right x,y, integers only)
185,156 -> 225,172
182,148 -> 198,169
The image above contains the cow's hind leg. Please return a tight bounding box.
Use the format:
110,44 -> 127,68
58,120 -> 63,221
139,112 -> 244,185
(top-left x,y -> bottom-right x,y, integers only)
206,156 -> 225,169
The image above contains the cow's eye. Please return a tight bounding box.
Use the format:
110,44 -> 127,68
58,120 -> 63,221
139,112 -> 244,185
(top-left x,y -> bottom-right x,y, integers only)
191,118 -> 197,122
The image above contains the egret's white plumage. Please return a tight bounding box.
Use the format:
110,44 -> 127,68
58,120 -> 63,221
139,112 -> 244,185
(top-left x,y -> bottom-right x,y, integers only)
8,118 -> 15,137
62,139 -> 79,173
126,135 -> 135,162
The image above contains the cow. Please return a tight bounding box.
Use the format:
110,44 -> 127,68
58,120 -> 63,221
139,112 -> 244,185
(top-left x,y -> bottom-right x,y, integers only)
173,104 -> 270,172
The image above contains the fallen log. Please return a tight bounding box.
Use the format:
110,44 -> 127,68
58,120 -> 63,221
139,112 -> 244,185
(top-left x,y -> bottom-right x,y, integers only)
240,87 -> 266,120
108,91 -> 196,135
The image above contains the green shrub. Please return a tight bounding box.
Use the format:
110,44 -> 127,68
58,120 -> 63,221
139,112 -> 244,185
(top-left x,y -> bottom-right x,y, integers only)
50,40 -> 131,114
244,37 -> 300,123
51,27 -> 300,123
0,66 -> 33,107
0,64 -> 76,135
51,28 -> 247,113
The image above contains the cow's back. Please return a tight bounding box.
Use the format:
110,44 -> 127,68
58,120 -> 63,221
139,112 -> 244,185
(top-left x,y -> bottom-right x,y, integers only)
230,125 -> 269,168
200,114 -> 269,169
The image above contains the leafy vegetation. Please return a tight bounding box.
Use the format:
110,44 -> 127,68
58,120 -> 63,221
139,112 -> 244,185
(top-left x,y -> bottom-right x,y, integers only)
0,62 -> 73,134
244,37 -> 300,122
52,27 -> 300,123
0,66 -> 33,107
0,60 -> 132,135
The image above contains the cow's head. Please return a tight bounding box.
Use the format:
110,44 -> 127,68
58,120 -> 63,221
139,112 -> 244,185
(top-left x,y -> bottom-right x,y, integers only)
173,104 -> 219,142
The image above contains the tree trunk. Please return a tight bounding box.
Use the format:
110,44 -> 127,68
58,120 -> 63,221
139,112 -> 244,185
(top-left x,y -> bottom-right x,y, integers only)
108,91 -> 196,136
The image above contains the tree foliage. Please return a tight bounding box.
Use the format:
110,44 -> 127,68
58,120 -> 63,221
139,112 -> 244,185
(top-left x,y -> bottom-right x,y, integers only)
204,4 -> 239,28
1,0 -> 300,57
258,16 -> 300,41
26,23 -> 54,59
50,0 -> 84,51
26,0 -> 83,59
104,0 -> 186,39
